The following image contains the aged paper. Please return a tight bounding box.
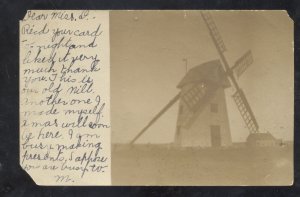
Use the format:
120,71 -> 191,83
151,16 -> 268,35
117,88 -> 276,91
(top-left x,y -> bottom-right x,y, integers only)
19,10 -> 293,186
20,10 -> 111,185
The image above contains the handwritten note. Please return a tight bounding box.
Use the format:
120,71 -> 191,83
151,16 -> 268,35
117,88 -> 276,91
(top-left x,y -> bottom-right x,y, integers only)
19,10 -> 111,185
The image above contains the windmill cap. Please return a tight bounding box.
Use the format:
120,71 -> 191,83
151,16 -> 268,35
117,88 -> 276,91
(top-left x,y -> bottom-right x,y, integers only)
177,59 -> 231,89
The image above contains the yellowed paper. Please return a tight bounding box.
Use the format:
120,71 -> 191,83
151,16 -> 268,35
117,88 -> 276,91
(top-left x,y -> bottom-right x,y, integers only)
19,10 -> 293,186
20,10 -> 111,185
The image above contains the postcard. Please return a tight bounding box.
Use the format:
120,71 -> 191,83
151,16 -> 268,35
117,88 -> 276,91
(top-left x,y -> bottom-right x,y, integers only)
20,10 -> 293,186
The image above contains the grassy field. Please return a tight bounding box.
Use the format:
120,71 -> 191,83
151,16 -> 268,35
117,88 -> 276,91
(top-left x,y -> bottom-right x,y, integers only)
111,144 -> 293,186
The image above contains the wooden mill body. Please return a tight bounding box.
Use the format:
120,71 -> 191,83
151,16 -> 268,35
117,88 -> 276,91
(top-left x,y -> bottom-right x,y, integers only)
174,60 -> 232,147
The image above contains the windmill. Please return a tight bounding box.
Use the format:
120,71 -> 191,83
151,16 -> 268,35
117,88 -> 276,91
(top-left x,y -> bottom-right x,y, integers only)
130,11 -> 265,147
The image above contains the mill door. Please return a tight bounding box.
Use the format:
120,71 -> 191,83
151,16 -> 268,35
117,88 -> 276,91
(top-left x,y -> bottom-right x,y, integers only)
210,125 -> 221,147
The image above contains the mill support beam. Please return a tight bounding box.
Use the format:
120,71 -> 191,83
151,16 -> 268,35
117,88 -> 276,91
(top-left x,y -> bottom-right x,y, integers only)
130,93 -> 181,144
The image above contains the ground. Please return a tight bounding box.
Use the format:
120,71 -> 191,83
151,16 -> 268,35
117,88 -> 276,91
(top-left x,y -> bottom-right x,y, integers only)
111,144 -> 293,186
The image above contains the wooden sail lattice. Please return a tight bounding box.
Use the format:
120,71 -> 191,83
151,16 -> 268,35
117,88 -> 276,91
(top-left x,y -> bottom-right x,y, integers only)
182,83 -> 207,111
232,89 -> 259,133
201,11 -> 226,53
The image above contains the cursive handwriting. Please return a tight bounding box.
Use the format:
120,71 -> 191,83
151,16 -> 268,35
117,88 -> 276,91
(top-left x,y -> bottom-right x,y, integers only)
20,10 -> 110,185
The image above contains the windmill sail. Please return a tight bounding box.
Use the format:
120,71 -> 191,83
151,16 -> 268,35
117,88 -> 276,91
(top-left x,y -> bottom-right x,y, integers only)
182,85 -> 220,129
201,11 -> 260,134
201,11 -> 226,53
182,83 -> 207,112
232,89 -> 259,133
232,50 -> 253,78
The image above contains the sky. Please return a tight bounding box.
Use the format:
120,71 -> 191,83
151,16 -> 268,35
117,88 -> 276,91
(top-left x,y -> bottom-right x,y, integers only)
110,11 -> 294,143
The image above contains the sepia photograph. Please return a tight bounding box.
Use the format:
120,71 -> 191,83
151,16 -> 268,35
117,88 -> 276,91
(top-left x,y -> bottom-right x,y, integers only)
110,10 -> 294,186
0,0 -> 299,195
